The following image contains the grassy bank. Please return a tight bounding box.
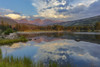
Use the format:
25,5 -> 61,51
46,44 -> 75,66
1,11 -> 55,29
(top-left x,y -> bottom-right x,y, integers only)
0,36 -> 28,45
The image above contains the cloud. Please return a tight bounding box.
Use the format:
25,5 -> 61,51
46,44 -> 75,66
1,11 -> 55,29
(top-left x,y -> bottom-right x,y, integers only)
33,8 -> 71,18
0,8 -> 20,15
4,14 -> 21,19
32,0 -> 99,20
1,0 -> 100,21
0,8 -> 13,13
32,0 -> 70,19
0,8 -> 30,20
66,0 -> 100,20
4,14 -> 27,20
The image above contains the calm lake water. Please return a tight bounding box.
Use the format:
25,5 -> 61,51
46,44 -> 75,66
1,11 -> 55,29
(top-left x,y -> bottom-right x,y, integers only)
0,32 -> 100,67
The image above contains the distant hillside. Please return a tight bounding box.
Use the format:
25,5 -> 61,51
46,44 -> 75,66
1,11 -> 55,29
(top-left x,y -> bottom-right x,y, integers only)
0,17 -> 17,25
16,23 -> 39,31
17,18 -> 62,26
16,19 -> 29,24
57,15 -> 100,27
0,17 -> 40,31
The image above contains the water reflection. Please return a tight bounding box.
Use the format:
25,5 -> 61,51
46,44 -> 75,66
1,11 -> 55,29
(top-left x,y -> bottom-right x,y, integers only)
31,36 -> 61,43
0,33 -> 100,67
18,32 -> 100,44
34,40 -> 100,67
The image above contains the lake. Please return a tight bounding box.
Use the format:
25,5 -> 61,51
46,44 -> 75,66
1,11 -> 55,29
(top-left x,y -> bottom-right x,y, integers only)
0,32 -> 100,67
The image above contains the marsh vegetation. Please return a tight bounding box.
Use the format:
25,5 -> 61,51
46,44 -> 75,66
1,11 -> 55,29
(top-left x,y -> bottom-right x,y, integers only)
0,36 -> 28,45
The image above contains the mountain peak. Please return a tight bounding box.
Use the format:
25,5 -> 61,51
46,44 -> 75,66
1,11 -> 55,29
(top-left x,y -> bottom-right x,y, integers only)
16,18 -> 62,26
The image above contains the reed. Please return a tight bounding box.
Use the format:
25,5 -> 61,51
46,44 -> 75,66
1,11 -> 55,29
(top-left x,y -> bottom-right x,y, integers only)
0,49 -> 73,67
0,56 -> 72,67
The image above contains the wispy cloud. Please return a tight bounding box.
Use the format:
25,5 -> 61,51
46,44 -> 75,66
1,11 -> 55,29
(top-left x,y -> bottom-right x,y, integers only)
0,8 -> 14,15
32,0 -> 99,21
32,0 -> 69,18
0,8 -> 30,20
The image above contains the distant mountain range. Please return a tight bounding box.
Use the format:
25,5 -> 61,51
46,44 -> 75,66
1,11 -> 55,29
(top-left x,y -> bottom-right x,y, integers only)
0,15 -> 100,27
16,18 -> 62,26
0,17 -> 38,29
0,17 -> 17,25
56,15 -> 100,27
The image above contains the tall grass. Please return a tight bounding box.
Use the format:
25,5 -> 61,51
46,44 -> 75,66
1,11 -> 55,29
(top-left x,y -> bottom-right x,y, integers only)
0,57 -> 72,67
0,49 -> 73,67
0,56 -> 33,67
0,49 -> 2,59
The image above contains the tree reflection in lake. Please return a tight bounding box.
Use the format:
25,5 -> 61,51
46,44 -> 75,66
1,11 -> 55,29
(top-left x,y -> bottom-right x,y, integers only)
18,32 -> 100,44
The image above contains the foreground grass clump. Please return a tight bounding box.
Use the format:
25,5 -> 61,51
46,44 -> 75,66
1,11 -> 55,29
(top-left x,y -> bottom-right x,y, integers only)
0,49 -> 72,67
0,49 -> 33,67
0,36 -> 28,45
0,57 -> 72,67
0,57 -> 33,67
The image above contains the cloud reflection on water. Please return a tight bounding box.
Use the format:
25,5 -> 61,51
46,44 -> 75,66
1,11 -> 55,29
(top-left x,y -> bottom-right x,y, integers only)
34,40 -> 100,62
0,38 -> 100,67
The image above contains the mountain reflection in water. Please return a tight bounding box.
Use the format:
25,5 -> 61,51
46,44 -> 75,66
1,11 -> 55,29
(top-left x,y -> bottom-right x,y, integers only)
18,32 -> 100,44
0,32 -> 100,67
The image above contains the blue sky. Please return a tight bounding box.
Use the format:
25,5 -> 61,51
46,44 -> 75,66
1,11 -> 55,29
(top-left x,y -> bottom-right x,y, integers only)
0,0 -> 37,15
0,0 -> 100,21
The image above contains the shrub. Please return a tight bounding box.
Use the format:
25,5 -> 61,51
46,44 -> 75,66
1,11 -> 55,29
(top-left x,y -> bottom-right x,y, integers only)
4,28 -> 14,35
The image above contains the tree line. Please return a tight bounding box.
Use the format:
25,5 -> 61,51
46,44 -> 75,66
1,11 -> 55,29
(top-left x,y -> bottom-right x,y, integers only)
0,20 -> 100,32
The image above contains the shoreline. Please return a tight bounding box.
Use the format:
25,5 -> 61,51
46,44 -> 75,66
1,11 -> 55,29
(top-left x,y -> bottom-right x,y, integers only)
16,31 -> 67,34
16,31 -> 100,35
73,32 -> 100,35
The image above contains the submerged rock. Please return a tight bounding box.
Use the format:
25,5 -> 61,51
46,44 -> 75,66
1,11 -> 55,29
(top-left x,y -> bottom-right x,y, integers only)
0,36 -> 2,39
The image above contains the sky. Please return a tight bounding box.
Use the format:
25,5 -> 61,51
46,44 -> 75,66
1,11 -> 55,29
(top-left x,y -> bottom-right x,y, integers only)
0,0 -> 100,21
